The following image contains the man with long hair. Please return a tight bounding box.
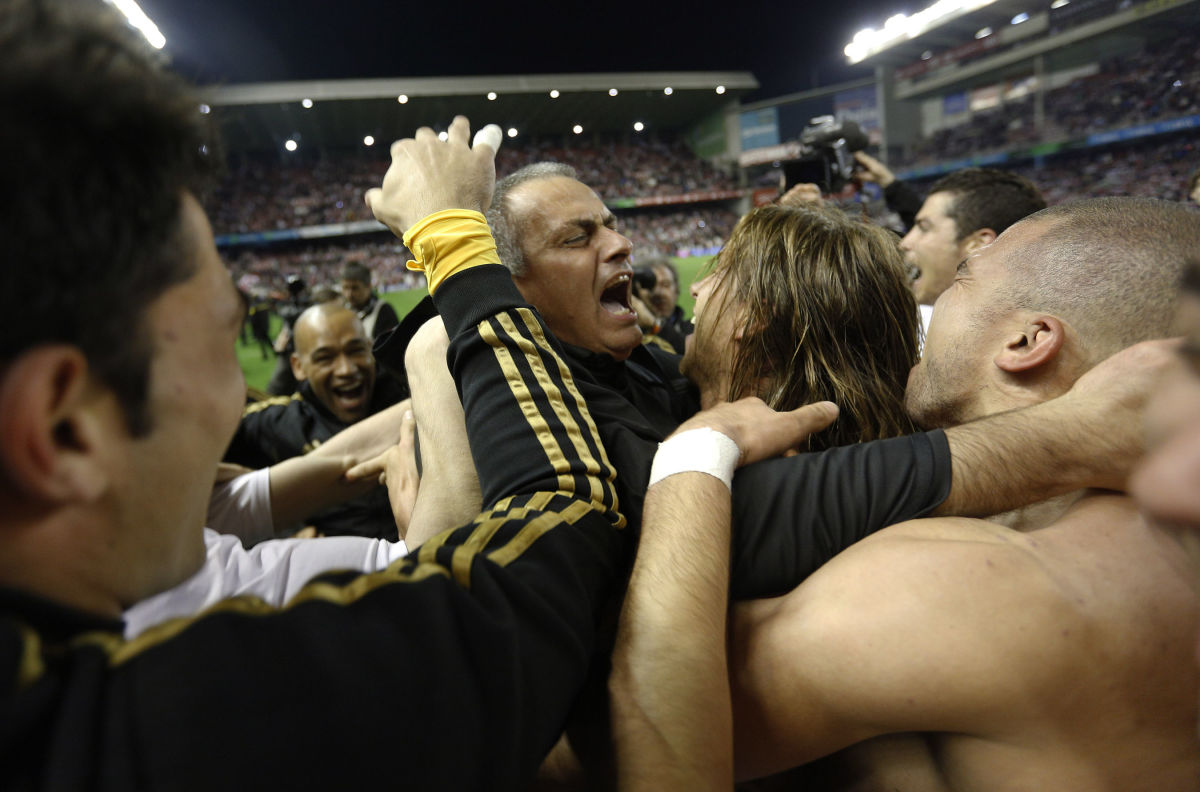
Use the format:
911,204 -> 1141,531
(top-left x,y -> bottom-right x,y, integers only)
683,202 -> 918,449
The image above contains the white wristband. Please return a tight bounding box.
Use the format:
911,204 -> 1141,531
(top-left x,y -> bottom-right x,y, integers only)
648,428 -> 741,491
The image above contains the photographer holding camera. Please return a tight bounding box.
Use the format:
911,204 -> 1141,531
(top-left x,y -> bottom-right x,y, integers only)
631,258 -> 693,354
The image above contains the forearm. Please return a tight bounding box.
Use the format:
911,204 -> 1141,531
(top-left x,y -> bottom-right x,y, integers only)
937,395 -> 1130,517
308,399 -> 412,462
611,472 -> 733,791
404,317 -> 483,548
268,454 -> 375,533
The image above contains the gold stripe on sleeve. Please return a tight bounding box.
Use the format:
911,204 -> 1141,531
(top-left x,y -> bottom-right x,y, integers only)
477,320 -> 574,495
514,310 -> 623,527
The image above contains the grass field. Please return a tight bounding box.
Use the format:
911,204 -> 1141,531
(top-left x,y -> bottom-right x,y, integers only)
236,256 -> 713,392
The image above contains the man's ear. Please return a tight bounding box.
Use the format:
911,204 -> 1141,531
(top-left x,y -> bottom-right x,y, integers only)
290,353 -> 307,382
960,228 -> 997,256
0,346 -> 114,502
994,315 -> 1065,374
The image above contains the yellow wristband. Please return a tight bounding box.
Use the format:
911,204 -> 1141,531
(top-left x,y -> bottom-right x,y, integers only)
401,209 -> 499,294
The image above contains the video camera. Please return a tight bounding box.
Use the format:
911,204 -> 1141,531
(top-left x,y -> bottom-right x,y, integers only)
783,116 -> 870,195
632,266 -> 657,292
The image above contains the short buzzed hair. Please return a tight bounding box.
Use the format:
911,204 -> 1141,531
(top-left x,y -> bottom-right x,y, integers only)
293,302 -> 365,356
1001,197 -> 1197,364
340,261 -> 371,285
930,168 -> 1046,241
486,162 -> 577,276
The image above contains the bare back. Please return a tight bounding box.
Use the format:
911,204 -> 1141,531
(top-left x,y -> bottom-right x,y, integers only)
730,494 -> 1200,791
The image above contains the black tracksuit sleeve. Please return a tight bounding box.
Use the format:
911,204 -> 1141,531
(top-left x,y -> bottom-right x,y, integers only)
730,430 -> 951,599
434,265 -> 625,521
2,269 -> 626,791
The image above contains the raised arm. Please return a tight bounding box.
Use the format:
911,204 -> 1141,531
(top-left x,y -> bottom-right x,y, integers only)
611,398 -> 838,791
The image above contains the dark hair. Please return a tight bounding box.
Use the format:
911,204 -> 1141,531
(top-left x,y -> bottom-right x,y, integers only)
712,203 -> 920,449
0,0 -> 220,435
486,162 -> 577,276
929,168 -> 1046,241
340,261 -> 372,285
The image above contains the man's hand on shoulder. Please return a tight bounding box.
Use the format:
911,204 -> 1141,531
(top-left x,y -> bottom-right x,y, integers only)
1057,337 -> 1181,490
668,397 -> 839,470
365,116 -> 502,236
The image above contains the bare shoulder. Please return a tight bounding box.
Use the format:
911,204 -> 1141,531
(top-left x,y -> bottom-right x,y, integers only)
743,507 -> 1143,719
730,495 -> 1200,778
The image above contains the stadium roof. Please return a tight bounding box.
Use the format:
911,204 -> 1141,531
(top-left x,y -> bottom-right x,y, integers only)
204,71 -> 757,153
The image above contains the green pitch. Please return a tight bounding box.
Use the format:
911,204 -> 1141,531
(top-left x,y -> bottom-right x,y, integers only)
236,256 -> 713,392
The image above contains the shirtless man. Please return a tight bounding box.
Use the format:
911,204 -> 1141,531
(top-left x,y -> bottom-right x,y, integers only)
719,197 -> 1200,790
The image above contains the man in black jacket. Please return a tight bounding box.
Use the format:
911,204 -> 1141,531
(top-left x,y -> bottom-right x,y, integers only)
399,160 -> 1163,599
0,6 -> 662,789
225,302 -> 407,538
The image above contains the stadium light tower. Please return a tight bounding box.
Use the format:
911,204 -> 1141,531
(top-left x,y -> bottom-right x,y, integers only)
102,0 -> 166,49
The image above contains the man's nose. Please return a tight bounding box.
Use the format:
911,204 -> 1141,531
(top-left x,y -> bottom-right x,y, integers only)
333,353 -> 355,375
601,226 -> 632,261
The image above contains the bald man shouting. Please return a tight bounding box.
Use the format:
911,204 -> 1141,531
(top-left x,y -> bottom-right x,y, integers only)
224,303 -> 408,539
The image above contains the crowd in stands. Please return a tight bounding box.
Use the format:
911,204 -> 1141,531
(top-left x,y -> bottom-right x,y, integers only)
227,237 -> 424,298
901,30 -> 1199,167
225,203 -> 740,297
210,136 -> 736,236
617,205 -> 739,259
493,138 -> 735,200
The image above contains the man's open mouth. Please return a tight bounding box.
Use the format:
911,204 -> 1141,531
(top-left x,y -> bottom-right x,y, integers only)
331,381 -> 367,409
600,273 -> 634,317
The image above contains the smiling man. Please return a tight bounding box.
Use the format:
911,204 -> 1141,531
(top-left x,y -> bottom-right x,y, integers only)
0,6 -> 652,787
224,296 -> 407,539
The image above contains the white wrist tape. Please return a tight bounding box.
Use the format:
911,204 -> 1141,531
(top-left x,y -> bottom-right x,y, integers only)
648,428 -> 741,490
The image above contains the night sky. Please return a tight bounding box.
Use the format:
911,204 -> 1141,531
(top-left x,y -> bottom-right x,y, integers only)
140,0 -> 913,100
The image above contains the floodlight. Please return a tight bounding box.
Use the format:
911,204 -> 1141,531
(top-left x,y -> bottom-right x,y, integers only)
716,85 -> 726,94
633,121 -> 644,132
397,94 -> 409,103
609,88 -> 619,96
507,127 -> 518,138
301,98 -> 313,109
487,92 -> 497,101
1011,12 -> 1029,23
284,140 -> 298,152
363,136 -> 375,146
103,0 -> 165,49
663,86 -> 673,95
572,124 -> 583,134
550,89 -> 560,98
